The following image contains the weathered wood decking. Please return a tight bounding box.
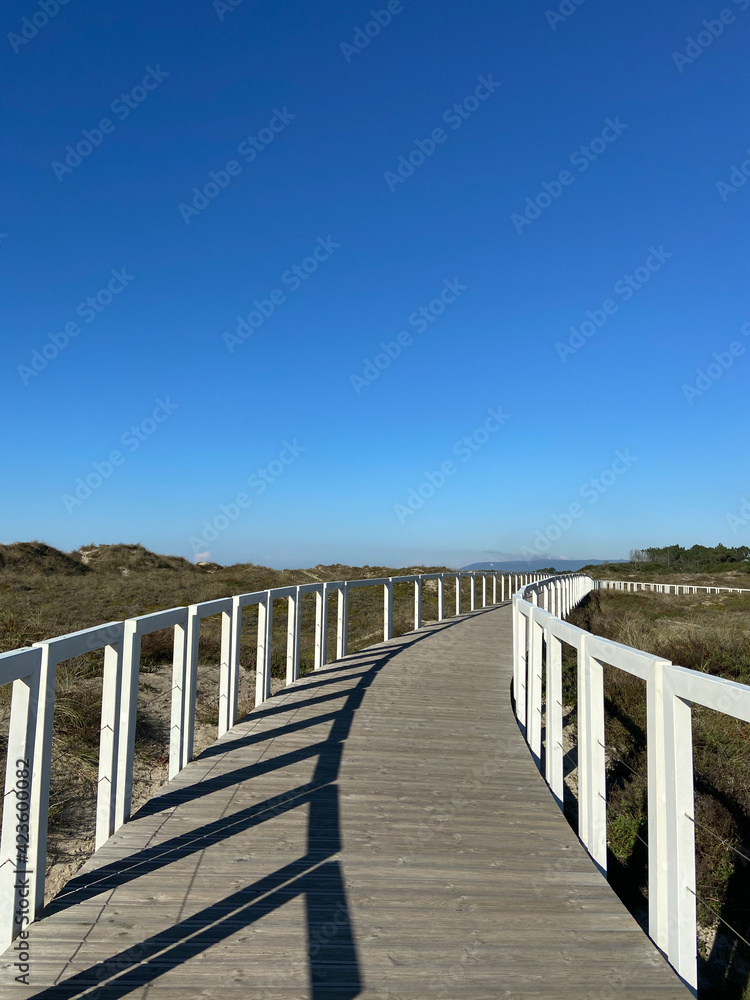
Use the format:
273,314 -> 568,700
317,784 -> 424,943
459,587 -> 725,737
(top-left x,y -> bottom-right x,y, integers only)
1,605 -> 691,999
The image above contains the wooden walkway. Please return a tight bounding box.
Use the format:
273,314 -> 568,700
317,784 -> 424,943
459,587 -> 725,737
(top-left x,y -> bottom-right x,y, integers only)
1,606 -> 691,999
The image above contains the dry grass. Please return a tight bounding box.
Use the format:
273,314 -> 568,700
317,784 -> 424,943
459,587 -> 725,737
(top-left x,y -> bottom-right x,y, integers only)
585,560 -> 750,591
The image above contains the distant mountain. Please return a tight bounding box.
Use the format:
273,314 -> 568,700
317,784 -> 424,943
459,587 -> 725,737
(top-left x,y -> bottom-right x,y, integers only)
461,558 -> 627,573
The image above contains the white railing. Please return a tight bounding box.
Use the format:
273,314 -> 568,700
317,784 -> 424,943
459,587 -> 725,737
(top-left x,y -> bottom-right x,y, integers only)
513,574 -> 750,992
0,568 -> 547,952
599,578 -> 750,595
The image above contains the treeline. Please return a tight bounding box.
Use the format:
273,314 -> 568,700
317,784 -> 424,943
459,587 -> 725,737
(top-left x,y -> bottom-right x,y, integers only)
629,544 -> 750,573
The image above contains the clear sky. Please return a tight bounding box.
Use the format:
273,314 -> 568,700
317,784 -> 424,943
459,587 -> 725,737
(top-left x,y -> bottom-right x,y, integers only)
2,0 -> 749,568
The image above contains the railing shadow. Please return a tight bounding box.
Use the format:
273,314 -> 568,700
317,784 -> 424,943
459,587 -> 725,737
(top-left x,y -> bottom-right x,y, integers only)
33,613 -> 489,999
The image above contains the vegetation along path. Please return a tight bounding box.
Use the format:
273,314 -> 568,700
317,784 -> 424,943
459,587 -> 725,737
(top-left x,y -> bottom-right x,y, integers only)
0,605 -> 690,998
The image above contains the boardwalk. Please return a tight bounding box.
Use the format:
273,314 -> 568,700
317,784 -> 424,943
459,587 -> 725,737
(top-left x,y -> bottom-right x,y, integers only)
1,605 -> 690,999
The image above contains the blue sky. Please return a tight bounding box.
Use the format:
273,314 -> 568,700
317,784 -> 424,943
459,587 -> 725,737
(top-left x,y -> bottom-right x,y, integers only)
2,0 -> 749,568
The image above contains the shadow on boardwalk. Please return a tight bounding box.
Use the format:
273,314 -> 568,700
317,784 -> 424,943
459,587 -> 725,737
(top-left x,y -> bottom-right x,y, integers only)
33,615 -> 487,1000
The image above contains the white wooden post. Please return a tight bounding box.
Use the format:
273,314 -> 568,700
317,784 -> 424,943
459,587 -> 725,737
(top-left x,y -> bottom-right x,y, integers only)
589,652 -> 607,874
183,605 -> 201,767
286,589 -> 301,684
492,574 -> 497,604
256,592 -> 273,706
437,575 -> 445,621
577,636 -> 607,874
294,587 -> 303,679
663,671 -> 697,989
512,601 -> 520,721
414,579 -> 422,629
513,603 -> 528,732
455,575 -> 461,615
501,575 -> 505,602
0,648 -> 42,949
526,606 -> 543,767
336,584 -> 349,659
384,579 -> 394,640
218,601 -> 240,737
315,584 -> 329,669
647,659 -> 671,954
545,630 -> 564,809
470,575 -> 476,611
164,619 -> 187,784
95,637 -> 125,849
27,643 -> 56,915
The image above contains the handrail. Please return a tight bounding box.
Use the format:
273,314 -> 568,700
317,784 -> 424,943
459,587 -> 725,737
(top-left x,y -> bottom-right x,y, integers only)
512,574 -> 750,992
0,567 -> 547,951
597,578 -> 750,595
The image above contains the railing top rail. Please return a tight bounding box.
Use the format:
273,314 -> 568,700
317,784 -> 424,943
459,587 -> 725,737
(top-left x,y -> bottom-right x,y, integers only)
585,634 -> 668,679
128,606 -> 188,637
527,607 -> 584,648
265,586 -> 298,600
666,662 -> 750,720
599,578 -> 750,594
190,597 -> 233,618
33,621 -> 125,662
0,645 -> 43,686
236,589 -> 271,608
